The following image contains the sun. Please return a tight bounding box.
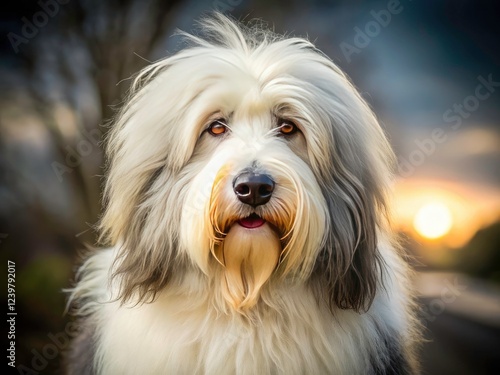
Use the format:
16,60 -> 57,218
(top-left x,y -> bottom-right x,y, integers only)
413,202 -> 453,239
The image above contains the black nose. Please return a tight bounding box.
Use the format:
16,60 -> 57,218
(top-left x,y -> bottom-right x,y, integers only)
233,172 -> 275,207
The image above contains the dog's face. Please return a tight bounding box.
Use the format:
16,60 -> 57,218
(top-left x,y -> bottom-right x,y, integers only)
182,104 -> 328,311
100,15 -> 395,314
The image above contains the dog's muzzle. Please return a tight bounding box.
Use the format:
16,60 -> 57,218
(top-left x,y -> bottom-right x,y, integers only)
233,172 -> 275,207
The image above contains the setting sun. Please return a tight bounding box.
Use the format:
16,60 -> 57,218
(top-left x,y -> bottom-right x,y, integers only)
413,202 -> 453,239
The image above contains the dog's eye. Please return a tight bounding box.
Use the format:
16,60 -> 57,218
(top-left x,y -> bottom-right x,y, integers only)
208,119 -> 228,136
278,120 -> 298,136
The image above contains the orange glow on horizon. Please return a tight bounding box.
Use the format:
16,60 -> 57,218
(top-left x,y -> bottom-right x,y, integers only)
392,178 -> 500,251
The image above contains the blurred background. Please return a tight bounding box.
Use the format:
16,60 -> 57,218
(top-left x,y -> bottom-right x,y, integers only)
1,0 -> 499,373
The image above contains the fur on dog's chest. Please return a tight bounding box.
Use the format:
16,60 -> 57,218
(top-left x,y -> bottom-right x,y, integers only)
96,284 -> 374,374
81,251 -> 380,375
68,236 -> 414,375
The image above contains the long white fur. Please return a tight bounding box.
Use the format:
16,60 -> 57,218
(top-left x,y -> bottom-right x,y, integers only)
68,14 -> 417,375
71,242 -> 410,374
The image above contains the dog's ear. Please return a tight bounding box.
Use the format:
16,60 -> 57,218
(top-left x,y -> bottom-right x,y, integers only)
98,62 -> 188,304
100,164 -> 181,304
301,59 -> 395,313
312,176 -> 383,312
307,99 -> 392,313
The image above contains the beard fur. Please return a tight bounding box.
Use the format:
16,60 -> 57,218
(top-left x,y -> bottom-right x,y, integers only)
214,223 -> 281,311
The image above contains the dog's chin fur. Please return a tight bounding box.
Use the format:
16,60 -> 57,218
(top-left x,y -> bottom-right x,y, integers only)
66,13 -> 420,375
214,222 -> 281,311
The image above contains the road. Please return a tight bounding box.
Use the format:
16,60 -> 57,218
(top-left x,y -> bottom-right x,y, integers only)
417,272 -> 500,375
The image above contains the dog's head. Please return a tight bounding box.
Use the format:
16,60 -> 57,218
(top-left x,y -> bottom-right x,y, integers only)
100,14 -> 395,314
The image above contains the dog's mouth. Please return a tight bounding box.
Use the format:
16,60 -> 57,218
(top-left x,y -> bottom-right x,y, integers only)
237,213 -> 266,229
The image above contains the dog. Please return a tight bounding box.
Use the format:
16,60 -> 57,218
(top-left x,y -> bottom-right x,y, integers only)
66,13 -> 419,375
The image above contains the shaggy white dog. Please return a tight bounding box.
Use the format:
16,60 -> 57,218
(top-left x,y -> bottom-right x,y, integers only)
66,14 -> 419,375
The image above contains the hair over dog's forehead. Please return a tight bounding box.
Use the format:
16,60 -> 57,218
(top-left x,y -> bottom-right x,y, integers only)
113,13 -> 390,173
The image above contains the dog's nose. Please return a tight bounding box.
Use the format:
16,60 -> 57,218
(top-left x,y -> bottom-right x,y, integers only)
233,172 -> 275,207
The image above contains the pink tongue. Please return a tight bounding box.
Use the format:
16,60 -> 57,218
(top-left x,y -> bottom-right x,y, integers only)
238,216 -> 266,228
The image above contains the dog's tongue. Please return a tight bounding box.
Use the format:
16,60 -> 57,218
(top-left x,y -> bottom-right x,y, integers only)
238,214 -> 265,229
